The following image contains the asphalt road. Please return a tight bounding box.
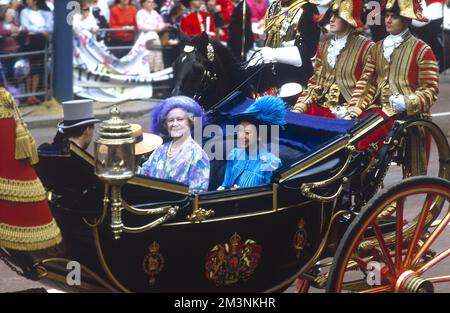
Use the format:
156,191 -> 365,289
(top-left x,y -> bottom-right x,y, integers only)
1,75 -> 449,293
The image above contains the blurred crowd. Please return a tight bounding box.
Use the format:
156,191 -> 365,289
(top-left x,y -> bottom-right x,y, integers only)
0,0 -> 53,105
72,0 -> 270,70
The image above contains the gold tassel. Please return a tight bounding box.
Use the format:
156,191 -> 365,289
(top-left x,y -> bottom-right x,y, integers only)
0,88 -> 39,164
15,121 -> 39,165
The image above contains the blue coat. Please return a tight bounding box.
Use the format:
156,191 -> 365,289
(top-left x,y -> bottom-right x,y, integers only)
220,147 -> 281,188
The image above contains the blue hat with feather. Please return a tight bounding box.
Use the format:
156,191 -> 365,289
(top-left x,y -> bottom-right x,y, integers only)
230,96 -> 287,126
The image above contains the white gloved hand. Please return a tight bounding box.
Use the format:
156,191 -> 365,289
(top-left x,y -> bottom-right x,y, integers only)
247,52 -> 263,68
331,107 -> 348,119
389,94 -> 406,112
260,47 -> 277,64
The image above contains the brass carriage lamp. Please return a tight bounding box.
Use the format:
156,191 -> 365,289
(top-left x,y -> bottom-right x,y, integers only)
94,106 -> 135,239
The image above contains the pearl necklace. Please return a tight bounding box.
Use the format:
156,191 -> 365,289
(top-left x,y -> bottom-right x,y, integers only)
167,140 -> 186,158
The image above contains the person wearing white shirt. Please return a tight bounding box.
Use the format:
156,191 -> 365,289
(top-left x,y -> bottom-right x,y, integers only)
19,0 -> 54,105
137,0 -> 169,71
73,0 -> 100,37
293,0 -> 374,122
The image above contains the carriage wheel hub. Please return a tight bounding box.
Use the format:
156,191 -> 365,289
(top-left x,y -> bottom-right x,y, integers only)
394,270 -> 434,293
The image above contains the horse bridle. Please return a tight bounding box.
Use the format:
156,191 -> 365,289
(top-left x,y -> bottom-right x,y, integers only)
192,68 -> 218,102
183,43 -> 219,102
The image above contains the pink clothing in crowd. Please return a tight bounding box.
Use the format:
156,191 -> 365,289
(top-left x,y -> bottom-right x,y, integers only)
247,0 -> 267,23
136,9 -> 165,33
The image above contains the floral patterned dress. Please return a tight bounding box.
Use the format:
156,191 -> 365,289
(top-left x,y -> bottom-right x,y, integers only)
141,137 -> 210,192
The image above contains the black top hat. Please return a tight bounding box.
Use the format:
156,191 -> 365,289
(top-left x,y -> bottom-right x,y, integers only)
57,99 -> 100,130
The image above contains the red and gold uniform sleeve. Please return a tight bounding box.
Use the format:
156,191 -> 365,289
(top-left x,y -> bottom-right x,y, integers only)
405,46 -> 439,115
292,41 -> 325,113
347,43 -> 379,117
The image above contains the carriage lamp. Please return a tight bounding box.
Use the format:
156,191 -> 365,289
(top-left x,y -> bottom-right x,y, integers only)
94,106 -> 135,240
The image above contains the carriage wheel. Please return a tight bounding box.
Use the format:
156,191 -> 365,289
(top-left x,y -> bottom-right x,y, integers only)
362,118 -> 450,205
326,176 -> 450,293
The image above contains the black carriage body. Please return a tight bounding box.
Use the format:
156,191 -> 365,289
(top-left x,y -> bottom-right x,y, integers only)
31,143 -> 335,292
13,95 -> 449,293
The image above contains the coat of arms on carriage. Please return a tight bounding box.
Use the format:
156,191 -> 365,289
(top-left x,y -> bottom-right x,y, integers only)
142,241 -> 165,286
293,219 -> 307,258
205,233 -> 261,286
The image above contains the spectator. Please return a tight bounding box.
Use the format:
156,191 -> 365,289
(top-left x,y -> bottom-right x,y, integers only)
97,0 -> 114,22
73,0 -> 99,37
108,0 -> 137,58
137,0 -> 168,72
20,0 -> 53,105
206,0 -> 225,40
10,0 -> 23,21
180,0 -> 217,38
162,2 -> 184,67
159,0 -> 174,16
87,0 -> 109,41
215,0 -> 233,41
0,6 -> 28,85
246,0 -> 266,40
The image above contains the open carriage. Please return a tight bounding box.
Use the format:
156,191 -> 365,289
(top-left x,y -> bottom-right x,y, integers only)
2,92 -> 449,293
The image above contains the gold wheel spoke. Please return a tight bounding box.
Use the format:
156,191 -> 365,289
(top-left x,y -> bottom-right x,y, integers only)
395,199 -> 405,272
371,222 -> 396,276
359,285 -> 392,293
416,248 -> 450,275
404,195 -> 436,267
427,275 -> 450,284
411,211 -> 450,267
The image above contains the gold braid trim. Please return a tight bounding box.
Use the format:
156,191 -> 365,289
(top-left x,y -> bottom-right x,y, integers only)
0,106 -> 14,119
15,120 -> 39,165
264,0 -> 308,48
0,88 -> 39,165
0,176 -> 47,202
0,220 -> 62,251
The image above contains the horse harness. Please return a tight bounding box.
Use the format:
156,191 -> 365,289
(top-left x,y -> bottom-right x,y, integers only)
183,43 -> 219,102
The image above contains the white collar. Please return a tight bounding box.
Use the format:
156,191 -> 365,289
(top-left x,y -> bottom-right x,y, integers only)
327,32 -> 350,68
383,29 -> 408,63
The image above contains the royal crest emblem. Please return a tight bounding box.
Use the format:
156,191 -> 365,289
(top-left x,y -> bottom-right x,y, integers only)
205,233 -> 261,286
142,241 -> 165,286
293,218 -> 307,258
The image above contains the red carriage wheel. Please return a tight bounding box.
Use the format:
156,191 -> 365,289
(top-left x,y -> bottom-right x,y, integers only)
326,176 -> 450,293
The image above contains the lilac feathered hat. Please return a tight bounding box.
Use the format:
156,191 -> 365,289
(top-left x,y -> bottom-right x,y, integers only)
151,96 -> 208,136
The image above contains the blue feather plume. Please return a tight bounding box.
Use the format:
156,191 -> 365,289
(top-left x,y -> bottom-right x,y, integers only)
241,96 -> 287,125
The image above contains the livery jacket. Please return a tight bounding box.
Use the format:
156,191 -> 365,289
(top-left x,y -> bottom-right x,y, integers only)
256,0 -> 320,89
180,11 -> 217,38
348,31 -> 439,117
293,32 -> 374,113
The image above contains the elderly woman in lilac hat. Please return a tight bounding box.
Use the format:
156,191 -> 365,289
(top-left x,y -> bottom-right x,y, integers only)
141,96 -> 210,192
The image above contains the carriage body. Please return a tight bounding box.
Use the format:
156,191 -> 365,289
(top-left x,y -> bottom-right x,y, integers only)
3,93 -> 449,293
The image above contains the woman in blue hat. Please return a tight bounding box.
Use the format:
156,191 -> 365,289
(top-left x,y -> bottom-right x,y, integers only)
219,96 -> 286,189
141,96 -> 210,193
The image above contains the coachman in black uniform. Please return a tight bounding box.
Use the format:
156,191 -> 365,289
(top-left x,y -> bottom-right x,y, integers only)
36,100 -> 102,215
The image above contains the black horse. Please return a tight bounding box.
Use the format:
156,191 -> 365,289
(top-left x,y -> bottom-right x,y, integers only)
171,32 -> 255,110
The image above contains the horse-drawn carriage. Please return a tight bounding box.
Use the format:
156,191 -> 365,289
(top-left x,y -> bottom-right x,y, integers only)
1,90 -> 449,293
